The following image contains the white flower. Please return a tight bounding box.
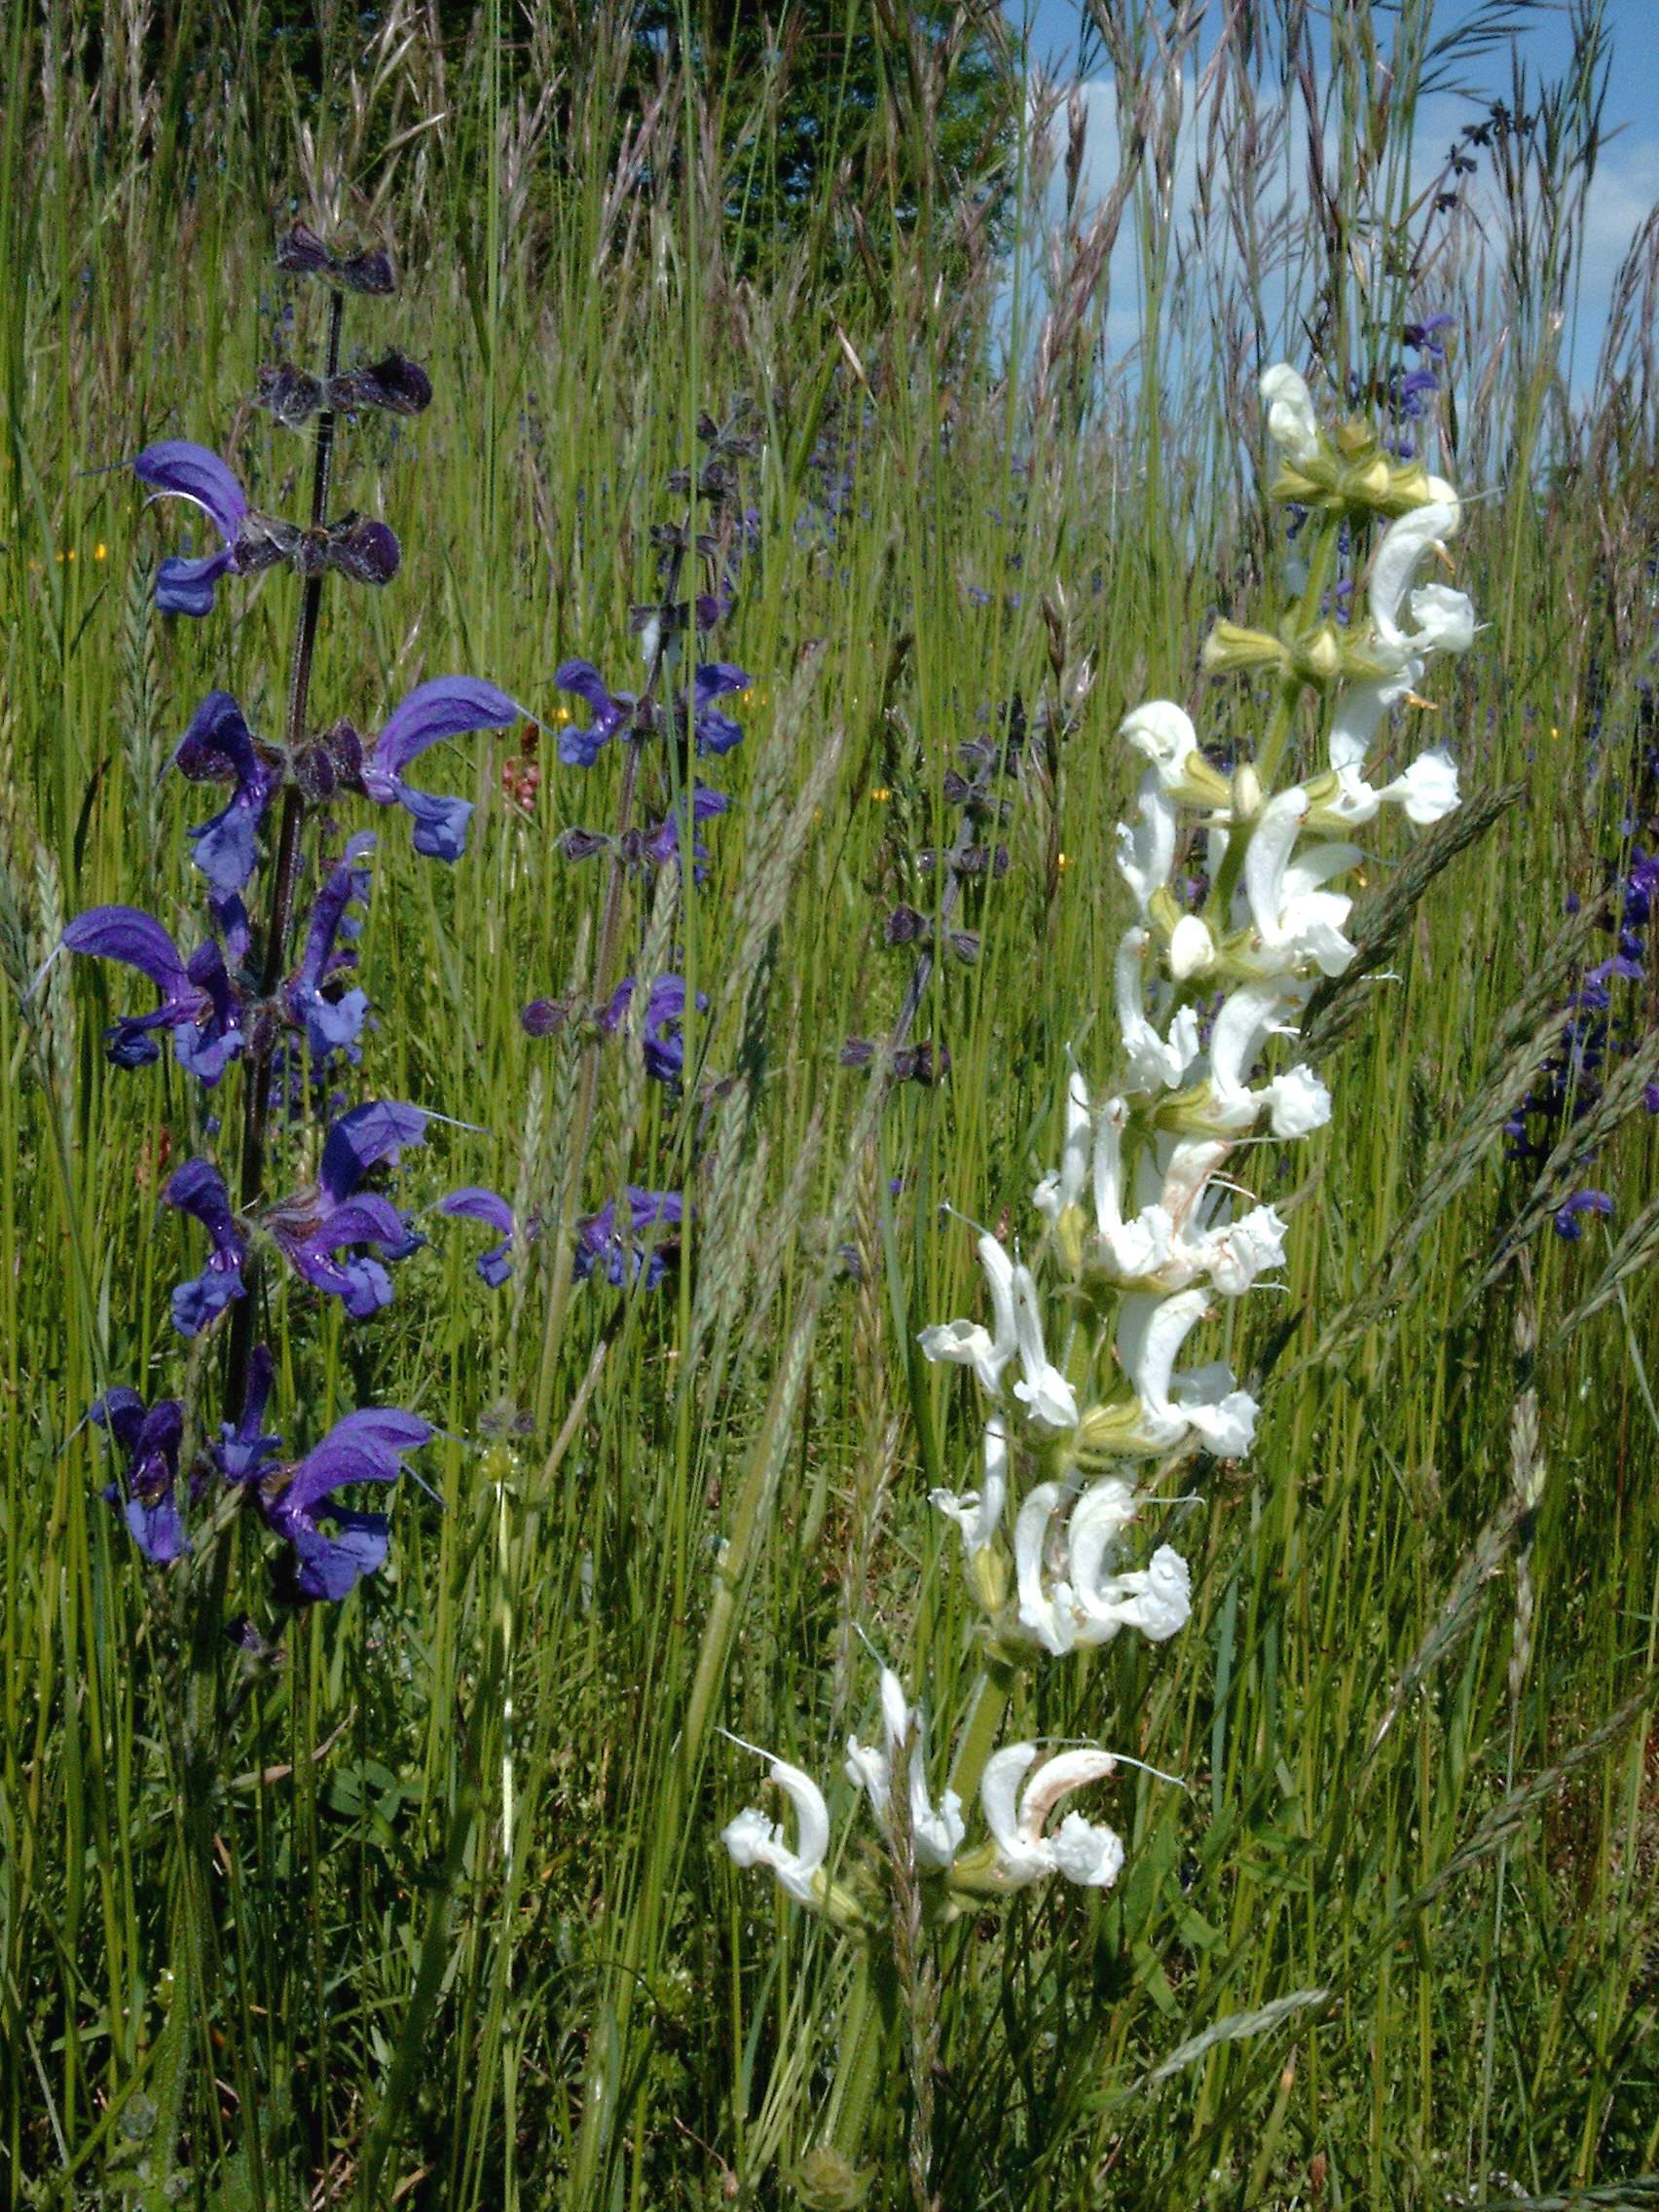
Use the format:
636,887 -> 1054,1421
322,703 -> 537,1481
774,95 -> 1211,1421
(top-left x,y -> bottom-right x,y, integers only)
1011,1264 -> 1080,1431
1168,912 -> 1217,979
1191,1201 -> 1288,1295
1087,1544 -> 1193,1641
1242,793 -> 1357,977
1367,503 -> 1468,659
1034,1066 -> 1091,1222
1014,1480 -> 1079,1654
1120,701 -> 1230,809
930,1416 -> 1008,1559
919,1232 -> 1018,1394
1259,1063 -> 1331,1137
1091,1095 -> 1178,1282
844,1669 -> 964,1869
1376,745 -> 1459,824
1172,1364 -> 1259,1456
722,1758 -> 830,1905
1259,363 -> 1323,465
981,1745 -> 1124,1889
1116,775 -> 1177,915
1116,929 -> 1201,1091
1088,1290 -> 1259,1460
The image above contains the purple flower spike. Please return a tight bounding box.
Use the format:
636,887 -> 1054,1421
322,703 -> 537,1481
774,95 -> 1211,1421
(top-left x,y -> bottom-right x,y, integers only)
167,691 -> 276,894
91,1387 -> 189,1562
164,1157 -> 248,1336
132,441 -> 250,617
438,1185 -> 515,1286
362,676 -> 528,862
554,660 -> 635,766
63,905 -> 244,1084
286,834 -> 375,1061
690,663 -> 750,756
261,1404 -> 432,1602
214,1346 -> 282,1485
1554,1188 -> 1614,1240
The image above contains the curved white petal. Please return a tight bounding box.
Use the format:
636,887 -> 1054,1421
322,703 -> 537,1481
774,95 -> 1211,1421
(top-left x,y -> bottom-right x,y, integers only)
1013,1481 -> 1075,1654
1116,775 -> 1177,914
1050,1808 -> 1126,1887
1259,363 -> 1322,463
1369,501 -> 1459,644
1011,1265 -> 1079,1431
980,1745 -> 1051,1883
928,1415 -> 1008,1557
721,1757 -> 830,1904
1168,912 -> 1217,979
1120,699 -> 1198,785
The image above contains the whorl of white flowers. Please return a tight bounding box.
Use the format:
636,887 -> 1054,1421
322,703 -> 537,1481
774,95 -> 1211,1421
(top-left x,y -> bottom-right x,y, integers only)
719,1665 -> 1130,1921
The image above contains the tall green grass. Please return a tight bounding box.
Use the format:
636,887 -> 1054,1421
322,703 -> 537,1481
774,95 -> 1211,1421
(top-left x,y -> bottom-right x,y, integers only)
3,0 -> 1658,2204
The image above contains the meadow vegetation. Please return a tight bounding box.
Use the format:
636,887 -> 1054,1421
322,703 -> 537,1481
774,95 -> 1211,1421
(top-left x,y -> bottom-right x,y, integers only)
3,0 -> 1659,2204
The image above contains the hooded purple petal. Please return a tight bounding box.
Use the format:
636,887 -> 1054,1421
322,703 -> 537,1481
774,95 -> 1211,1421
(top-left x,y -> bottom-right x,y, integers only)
366,677 -> 525,788
133,441 -> 249,545
319,1100 -> 429,1202
287,836 -> 375,1059
165,1157 -> 248,1336
216,1345 -> 282,1484
63,906 -> 191,995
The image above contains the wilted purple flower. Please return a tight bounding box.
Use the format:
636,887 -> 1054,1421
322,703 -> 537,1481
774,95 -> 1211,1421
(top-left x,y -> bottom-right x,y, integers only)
167,691 -> 276,893
258,1404 -> 433,1602
285,833 -> 375,1060
276,222 -> 396,297
1554,1188 -> 1614,1239
91,1387 -> 189,1562
62,905 -> 245,1083
164,1157 -> 249,1336
599,974 -> 706,1084
573,1185 -> 683,1288
554,660 -> 638,766
132,440 -> 250,616
437,1186 -> 515,1286
521,996 -> 566,1036
214,1345 -> 282,1484
687,663 -> 749,756
361,676 -> 528,861
266,1100 -> 429,1318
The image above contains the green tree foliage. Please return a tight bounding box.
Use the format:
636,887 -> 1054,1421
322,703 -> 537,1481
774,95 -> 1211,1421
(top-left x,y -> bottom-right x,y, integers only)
631,0 -> 1017,271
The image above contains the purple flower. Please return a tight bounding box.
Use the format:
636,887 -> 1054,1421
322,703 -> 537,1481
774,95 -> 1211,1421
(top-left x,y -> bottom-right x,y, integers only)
285,833 -> 375,1061
688,663 -> 749,756
62,905 -> 245,1084
266,1100 -> 429,1318
554,660 -> 637,766
599,974 -> 706,1085
437,1186 -> 515,1286
361,677 -> 528,862
167,691 -> 276,894
132,440 -> 250,616
634,782 -> 731,879
214,1345 -> 282,1485
259,1404 -> 432,1602
1555,1188 -> 1614,1239
90,1387 -> 189,1562
164,1157 -> 248,1336
573,1185 -> 682,1288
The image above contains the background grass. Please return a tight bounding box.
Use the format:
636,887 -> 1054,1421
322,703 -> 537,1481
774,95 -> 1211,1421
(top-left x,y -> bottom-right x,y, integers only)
3,0 -> 1659,2204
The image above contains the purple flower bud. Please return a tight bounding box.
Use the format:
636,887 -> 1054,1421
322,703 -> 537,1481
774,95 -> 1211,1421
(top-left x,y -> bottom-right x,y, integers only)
166,692 -> 276,895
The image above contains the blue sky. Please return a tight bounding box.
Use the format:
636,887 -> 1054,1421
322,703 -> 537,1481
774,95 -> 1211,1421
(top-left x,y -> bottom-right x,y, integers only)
1006,0 -> 1659,388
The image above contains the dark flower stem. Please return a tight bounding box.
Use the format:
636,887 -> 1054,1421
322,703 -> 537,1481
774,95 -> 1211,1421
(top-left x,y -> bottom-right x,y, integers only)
226,286 -> 346,1410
